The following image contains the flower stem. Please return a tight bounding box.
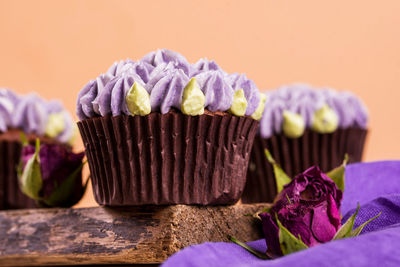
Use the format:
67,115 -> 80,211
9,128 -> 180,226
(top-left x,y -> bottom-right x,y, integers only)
228,236 -> 270,260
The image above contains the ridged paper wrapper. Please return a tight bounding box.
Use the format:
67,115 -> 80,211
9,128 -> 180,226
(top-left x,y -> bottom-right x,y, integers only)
242,128 -> 367,203
0,139 -> 36,209
78,111 -> 259,206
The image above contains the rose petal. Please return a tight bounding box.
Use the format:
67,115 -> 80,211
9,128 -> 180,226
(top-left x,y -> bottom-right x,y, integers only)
260,212 -> 282,256
284,211 -> 317,247
328,194 -> 341,230
311,202 -> 337,243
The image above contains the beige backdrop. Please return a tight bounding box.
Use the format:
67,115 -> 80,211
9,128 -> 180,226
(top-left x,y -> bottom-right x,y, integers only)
1,0 -> 399,207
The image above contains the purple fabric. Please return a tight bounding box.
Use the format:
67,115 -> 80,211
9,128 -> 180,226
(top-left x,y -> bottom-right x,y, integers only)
342,161 -> 400,213
162,161 -> 400,267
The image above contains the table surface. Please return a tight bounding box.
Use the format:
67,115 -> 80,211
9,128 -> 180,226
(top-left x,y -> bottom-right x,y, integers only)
0,203 -> 267,266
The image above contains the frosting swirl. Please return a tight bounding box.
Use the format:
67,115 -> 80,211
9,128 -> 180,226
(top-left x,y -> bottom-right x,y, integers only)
322,89 -> 368,129
77,49 -> 263,120
194,70 -> 233,112
0,88 -> 77,145
226,73 -> 261,115
0,89 -> 19,132
142,49 -> 192,76
108,60 -> 154,83
106,59 -> 135,76
98,73 -> 144,116
259,84 -> 369,138
150,69 -> 189,113
12,93 -> 48,135
191,58 -> 221,76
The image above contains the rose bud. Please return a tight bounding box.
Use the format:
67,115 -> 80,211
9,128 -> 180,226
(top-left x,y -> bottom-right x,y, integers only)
228,152 -> 380,259
18,139 -> 86,207
260,166 -> 342,257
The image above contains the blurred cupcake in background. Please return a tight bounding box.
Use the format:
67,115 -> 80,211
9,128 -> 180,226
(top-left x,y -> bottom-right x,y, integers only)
77,49 -> 265,206
242,84 -> 368,203
0,88 -> 84,209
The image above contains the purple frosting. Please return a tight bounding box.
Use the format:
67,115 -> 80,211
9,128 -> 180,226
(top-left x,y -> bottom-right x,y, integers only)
107,59 -> 154,83
150,68 -> 189,113
99,73 -> 144,116
46,99 -> 64,113
0,89 -> 19,132
12,93 -> 48,135
77,73 -> 113,119
322,89 -> 369,129
106,59 -> 135,76
191,58 -> 222,76
226,73 -> 261,115
76,49 -> 262,120
259,84 -> 369,138
194,70 -> 233,112
142,49 -> 192,76
0,88 -> 76,144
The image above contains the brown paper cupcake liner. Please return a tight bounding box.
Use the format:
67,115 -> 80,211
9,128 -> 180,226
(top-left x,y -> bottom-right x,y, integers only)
0,140 -> 37,210
78,111 -> 259,206
242,128 -> 367,203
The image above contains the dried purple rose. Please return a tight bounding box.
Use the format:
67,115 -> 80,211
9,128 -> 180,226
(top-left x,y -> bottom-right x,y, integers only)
19,139 -> 86,207
230,150 -> 380,259
260,166 -> 342,257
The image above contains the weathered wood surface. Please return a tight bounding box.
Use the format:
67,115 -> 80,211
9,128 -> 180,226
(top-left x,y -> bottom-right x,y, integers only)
0,204 -> 267,266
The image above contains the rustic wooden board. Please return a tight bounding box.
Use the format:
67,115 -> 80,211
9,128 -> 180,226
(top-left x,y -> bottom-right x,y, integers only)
0,204 -> 267,266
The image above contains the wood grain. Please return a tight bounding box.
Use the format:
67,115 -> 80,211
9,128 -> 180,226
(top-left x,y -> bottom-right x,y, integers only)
0,204 -> 267,266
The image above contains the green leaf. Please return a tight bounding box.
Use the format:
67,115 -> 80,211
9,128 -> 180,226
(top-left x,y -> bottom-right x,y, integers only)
42,162 -> 87,207
350,212 -> 381,237
16,160 -> 23,179
276,215 -> 308,255
228,235 -> 270,260
245,205 -> 272,220
259,205 -> 272,214
264,149 -> 291,194
19,139 -> 42,199
334,204 -> 381,240
326,154 -> 348,192
333,203 -> 359,240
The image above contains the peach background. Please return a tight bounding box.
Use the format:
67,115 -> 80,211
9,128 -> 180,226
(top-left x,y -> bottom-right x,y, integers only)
1,0 -> 399,207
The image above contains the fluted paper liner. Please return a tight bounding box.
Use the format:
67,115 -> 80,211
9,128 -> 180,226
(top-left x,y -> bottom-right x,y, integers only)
78,111 -> 259,206
242,128 -> 367,203
0,140 -> 36,209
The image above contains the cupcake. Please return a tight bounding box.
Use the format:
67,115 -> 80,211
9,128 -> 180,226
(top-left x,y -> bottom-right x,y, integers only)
242,84 -> 368,203
76,49 -> 265,206
0,89 -> 80,209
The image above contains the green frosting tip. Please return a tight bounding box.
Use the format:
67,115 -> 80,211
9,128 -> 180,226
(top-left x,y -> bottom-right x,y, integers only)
282,111 -> 305,138
45,113 -> 65,138
311,104 -> 339,134
126,82 -> 151,116
181,78 -> 205,116
229,89 -> 248,117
